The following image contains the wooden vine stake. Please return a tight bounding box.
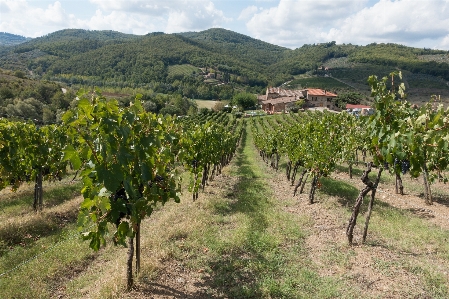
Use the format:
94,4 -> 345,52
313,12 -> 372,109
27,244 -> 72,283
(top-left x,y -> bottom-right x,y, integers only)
346,163 -> 383,245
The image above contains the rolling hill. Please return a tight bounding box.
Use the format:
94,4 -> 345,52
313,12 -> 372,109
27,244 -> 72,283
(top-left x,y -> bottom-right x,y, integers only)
0,32 -> 31,46
0,28 -> 448,102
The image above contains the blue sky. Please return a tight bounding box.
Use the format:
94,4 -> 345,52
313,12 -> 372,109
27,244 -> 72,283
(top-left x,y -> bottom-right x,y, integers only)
1,0 -> 448,50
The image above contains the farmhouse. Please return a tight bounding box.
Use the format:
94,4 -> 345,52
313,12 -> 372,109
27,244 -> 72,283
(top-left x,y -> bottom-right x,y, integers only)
302,88 -> 339,110
260,87 -> 340,113
260,87 -> 303,114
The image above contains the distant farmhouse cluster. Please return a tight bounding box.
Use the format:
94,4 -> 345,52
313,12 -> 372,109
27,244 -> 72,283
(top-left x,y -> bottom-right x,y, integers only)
258,87 -> 339,114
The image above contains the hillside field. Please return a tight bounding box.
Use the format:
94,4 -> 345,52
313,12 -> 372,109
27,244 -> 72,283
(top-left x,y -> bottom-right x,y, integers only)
195,99 -> 228,110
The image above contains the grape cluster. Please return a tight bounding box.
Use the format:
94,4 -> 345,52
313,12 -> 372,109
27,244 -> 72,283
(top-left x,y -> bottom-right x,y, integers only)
191,159 -> 198,168
394,158 -> 410,174
153,175 -> 162,182
401,160 -> 410,174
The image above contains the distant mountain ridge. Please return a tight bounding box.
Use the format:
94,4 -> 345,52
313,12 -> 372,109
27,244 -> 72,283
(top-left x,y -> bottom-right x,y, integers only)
0,32 -> 32,46
0,28 -> 448,98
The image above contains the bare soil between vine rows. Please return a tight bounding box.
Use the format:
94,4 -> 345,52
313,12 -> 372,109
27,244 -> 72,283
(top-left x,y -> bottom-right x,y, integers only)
266,163 -> 449,299
119,157 -> 449,298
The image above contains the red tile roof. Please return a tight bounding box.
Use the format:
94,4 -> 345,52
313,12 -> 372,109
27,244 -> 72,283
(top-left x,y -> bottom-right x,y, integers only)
306,88 -> 337,97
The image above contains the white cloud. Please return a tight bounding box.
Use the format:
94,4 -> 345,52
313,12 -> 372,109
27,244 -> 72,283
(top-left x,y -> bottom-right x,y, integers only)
88,0 -> 231,33
85,0 -> 230,35
89,0 -> 166,15
1,0 -> 449,50
0,0 -> 230,37
438,34 -> 449,50
245,0 -> 367,48
238,5 -> 259,21
325,0 -> 449,48
0,0 -> 73,37
245,0 -> 449,50
41,1 -> 66,25
72,10 -> 159,35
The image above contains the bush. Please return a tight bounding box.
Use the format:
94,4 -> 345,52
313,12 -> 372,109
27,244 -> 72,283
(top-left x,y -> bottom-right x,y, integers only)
231,92 -> 257,110
212,102 -> 225,112
14,70 -> 26,79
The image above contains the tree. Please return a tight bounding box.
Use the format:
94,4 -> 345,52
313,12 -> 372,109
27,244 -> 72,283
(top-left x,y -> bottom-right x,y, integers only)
0,87 -> 14,101
334,92 -> 363,109
42,106 -> 56,124
14,70 -> 26,79
212,102 -> 225,112
142,100 -> 157,113
160,105 -> 182,116
231,92 -> 257,110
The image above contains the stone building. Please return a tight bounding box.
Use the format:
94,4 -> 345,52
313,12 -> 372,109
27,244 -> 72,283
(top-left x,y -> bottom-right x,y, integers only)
259,87 -> 339,113
260,87 -> 303,114
302,88 -> 339,110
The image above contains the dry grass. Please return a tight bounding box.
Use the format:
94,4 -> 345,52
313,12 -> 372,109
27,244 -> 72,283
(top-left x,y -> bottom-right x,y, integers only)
195,100 -> 227,110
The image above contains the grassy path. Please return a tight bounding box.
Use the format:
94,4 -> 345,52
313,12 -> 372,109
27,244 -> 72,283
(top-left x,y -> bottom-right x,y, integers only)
118,123 -> 341,298
178,125 -> 341,298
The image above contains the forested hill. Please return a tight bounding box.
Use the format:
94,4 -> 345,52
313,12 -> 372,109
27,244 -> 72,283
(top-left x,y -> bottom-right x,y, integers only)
0,32 -> 31,46
0,28 -> 449,91
177,28 -> 288,65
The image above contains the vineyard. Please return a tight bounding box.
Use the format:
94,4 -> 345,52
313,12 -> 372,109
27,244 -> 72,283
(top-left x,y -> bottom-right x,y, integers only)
2,74 -> 449,298
252,72 -> 449,240
0,90 -> 243,293
167,64 -> 201,78
287,76 -> 349,90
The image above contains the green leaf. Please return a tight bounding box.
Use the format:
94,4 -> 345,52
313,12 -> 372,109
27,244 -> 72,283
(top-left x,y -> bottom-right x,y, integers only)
115,221 -> 130,246
78,97 -> 92,112
98,195 -> 111,213
141,163 -> 153,182
97,163 -> 123,192
89,232 -> 101,251
63,145 -> 82,170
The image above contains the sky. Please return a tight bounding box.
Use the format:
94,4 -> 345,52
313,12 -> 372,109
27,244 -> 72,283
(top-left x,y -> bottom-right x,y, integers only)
1,0 -> 449,50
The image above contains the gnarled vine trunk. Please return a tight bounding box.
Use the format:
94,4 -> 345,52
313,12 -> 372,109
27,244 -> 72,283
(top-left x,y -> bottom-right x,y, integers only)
422,164 -> 433,205
299,173 -> 309,194
395,173 -> 404,195
346,163 -> 383,245
286,161 -> 292,181
291,162 -> 300,186
362,168 -> 383,243
293,169 -> 308,196
33,169 -> 43,212
308,175 -> 318,204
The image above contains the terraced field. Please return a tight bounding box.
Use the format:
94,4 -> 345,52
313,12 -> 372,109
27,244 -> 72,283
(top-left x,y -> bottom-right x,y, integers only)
167,64 -> 201,77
